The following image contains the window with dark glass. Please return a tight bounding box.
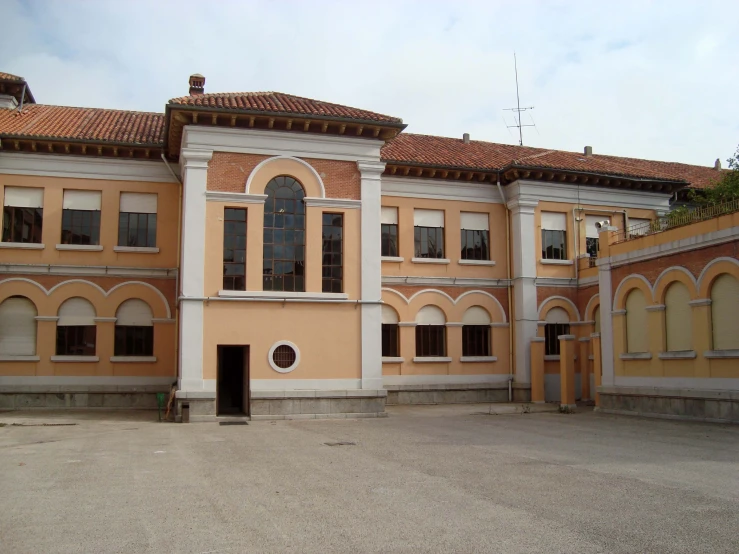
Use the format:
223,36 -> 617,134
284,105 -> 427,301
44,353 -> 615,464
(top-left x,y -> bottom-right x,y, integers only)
544,323 -> 570,356
3,206 -> 43,244
322,213 -> 343,293
114,326 -> 153,356
461,229 -> 489,260
382,324 -> 399,357
462,325 -> 491,356
585,237 -> 599,259
416,326 -> 446,357
542,230 -> 567,260
118,213 -> 157,247
56,326 -> 96,356
61,190 -> 102,246
414,227 -> 444,258
223,208 -> 247,291
2,187 -> 44,244
263,176 -> 305,292
381,223 -> 398,257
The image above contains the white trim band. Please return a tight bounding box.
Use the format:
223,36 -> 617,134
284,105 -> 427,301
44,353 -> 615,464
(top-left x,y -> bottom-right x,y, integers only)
412,357 -> 452,363
460,356 -> 498,363
50,356 -> 100,363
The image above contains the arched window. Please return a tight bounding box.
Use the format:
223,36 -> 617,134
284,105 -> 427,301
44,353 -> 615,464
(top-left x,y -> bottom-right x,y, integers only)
664,282 -> 692,352
115,299 -> 154,357
381,305 -> 400,357
625,288 -> 648,353
544,307 -> 570,356
710,274 -> 739,350
263,176 -> 306,292
57,297 -> 96,356
593,305 -> 601,334
415,305 -> 446,357
462,306 -> 491,357
0,296 -> 38,356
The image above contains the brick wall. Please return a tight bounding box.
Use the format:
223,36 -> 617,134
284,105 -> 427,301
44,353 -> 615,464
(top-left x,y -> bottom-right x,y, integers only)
611,241 -> 739,295
206,153 -> 361,199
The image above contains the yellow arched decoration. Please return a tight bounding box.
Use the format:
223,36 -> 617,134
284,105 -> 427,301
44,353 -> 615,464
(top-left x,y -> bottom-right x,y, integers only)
698,259 -> 739,298
538,297 -> 579,323
653,268 -> 698,304
614,275 -> 654,311
247,157 -> 324,198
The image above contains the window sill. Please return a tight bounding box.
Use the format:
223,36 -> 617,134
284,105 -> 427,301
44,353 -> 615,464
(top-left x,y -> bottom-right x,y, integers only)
382,357 -> 404,364
114,246 -> 160,254
540,259 -> 573,266
0,355 -> 40,362
51,355 -> 99,363
704,349 -> 739,359
411,257 -> 451,265
381,256 -> 404,263
110,356 -> 157,363
544,355 -> 560,361
458,259 -> 496,266
56,244 -> 103,252
619,352 -> 652,361
218,290 -> 349,301
412,356 -> 452,363
0,242 -> 45,250
460,356 -> 498,363
658,351 -> 697,360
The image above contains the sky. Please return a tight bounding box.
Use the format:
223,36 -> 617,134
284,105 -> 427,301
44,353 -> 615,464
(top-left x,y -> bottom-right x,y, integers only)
1,0 -> 737,167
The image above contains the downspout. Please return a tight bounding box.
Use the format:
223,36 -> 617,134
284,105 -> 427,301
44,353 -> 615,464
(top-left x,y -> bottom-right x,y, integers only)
17,83 -> 27,112
496,175 -> 514,402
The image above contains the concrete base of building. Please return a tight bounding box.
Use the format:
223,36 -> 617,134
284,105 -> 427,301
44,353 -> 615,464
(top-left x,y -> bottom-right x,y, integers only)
386,383 -> 512,405
0,386 -> 168,410
175,389 -> 388,422
597,386 -> 739,423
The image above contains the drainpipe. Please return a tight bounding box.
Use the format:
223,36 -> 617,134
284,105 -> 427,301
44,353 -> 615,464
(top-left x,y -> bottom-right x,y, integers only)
17,83 -> 27,112
496,175 -> 514,402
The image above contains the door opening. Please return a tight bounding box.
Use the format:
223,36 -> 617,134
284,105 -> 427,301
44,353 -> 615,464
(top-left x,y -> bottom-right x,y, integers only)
217,345 -> 249,416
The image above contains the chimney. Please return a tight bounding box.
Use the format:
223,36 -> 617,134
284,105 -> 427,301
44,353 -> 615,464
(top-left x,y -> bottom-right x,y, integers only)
189,74 -> 205,96
714,158 -> 722,170
463,133 -> 470,144
584,145 -> 593,156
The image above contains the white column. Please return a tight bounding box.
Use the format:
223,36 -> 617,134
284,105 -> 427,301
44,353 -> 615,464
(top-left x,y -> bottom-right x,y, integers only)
596,237 -> 615,386
358,160 -> 386,390
178,148 -> 213,391
507,197 -> 540,385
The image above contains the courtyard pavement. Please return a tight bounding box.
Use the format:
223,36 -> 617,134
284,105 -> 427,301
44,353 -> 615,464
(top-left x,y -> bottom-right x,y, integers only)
1,405 -> 737,553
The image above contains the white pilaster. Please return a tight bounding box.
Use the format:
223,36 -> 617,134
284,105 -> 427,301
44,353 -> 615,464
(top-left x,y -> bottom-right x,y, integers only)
178,148 -> 213,391
507,196 -> 540,385
358,160 -> 386,390
597,232 -> 615,386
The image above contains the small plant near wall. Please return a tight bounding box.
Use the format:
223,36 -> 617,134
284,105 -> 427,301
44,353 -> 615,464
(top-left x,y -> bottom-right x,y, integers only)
690,143 -> 739,205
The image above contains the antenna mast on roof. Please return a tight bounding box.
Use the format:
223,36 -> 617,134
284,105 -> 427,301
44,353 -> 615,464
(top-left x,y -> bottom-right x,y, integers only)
503,53 -> 535,146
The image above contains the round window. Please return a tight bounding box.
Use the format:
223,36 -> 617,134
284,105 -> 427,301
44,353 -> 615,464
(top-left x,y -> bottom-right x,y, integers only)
268,341 -> 300,373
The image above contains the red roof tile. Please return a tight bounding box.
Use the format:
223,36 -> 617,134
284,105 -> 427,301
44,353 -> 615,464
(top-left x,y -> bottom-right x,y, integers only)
381,133 -> 724,188
0,104 -> 164,145
0,72 -> 25,82
168,91 -> 403,125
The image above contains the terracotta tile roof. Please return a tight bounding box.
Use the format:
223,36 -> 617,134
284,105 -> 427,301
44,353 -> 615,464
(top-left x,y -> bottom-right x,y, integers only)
168,91 -> 403,125
381,133 -> 724,189
0,72 -> 25,82
0,104 -> 164,145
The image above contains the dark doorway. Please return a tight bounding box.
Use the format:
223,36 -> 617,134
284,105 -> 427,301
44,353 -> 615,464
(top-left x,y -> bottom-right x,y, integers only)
217,345 -> 249,416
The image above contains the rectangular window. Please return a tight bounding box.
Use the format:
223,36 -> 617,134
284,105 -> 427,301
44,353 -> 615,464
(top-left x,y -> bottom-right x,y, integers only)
541,212 -> 567,260
55,326 -> 96,356
414,209 -> 444,258
382,323 -> 399,357
61,190 -> 102,245
462,325 -> 491,356
118,193 -> 157,247
460,212 -> 489,260
415,325 -> 446,357
2,187 -> 44,244
223,208 -> 247,291
544,323 -> 570,356
381,206 -> 398,257
585,215 -> 601,262
322,213 -> 343,293
114,326 -> 154,356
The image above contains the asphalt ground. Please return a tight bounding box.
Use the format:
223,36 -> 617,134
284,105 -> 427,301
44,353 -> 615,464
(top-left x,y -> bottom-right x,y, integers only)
1,405 -> 737,553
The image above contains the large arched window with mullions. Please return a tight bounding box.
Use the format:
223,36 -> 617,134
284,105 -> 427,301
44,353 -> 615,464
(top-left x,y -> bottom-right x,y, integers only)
263,176 -> 306,292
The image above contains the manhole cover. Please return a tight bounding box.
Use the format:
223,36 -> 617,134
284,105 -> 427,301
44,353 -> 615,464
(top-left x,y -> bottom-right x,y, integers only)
219,421 -> 248,426
11,423 -> 78,427
323,441 -> 356,446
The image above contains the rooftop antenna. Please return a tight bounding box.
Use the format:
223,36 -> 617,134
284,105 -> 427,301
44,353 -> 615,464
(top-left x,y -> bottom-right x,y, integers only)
503,53 -> 534,146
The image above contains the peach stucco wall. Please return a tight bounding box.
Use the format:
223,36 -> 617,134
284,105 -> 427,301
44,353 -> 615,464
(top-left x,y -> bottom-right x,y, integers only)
202,302 -> 361,381
0,175 -> 180,269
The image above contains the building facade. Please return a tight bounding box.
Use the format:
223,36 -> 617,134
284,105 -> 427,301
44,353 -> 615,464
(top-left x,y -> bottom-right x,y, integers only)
0,72 -> 734,421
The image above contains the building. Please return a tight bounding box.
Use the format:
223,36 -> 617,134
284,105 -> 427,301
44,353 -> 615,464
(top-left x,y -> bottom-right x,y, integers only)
0,71 -> 735,421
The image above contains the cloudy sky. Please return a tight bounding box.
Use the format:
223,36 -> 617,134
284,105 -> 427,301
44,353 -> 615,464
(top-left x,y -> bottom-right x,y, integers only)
2,0 -> 737,166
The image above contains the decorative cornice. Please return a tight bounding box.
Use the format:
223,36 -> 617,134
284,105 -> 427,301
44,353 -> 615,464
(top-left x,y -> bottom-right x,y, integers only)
0,263 -> 177,278
303,197 -> 361,209
381,276 -> 509,288
205,191 -> 267,204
